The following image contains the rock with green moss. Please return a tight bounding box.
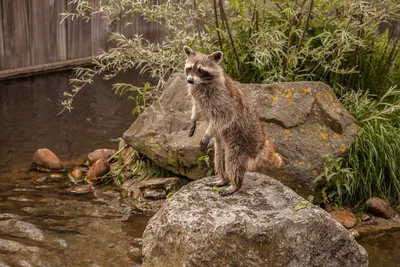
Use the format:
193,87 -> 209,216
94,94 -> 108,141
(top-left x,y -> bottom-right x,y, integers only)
123,73 -> 357,194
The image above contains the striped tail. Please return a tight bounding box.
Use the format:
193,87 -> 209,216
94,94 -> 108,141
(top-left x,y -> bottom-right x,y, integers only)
248,138 -> 283,171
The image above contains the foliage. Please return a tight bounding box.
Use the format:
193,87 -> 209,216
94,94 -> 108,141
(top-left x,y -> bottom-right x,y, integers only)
197,148 -> 215,176
316,87 -> 400,208
60,0 -> 400,208
60,0 -> 400,113
100,149 -> 174,184
130,153 -> 174,182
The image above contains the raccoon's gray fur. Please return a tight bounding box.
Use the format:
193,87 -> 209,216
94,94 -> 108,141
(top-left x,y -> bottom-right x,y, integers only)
184,46 -> 282,195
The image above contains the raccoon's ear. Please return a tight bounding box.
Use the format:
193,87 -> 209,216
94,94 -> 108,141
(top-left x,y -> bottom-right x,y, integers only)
209,51 -> 223,64
184,46 -> 195,57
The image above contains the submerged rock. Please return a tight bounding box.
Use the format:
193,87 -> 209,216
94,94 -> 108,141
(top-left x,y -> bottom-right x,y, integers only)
142,173 -> 368,267
366,197 -> 393,219
88,149 -> 117,166
329,209 -> 357,229
67,184 -> 93,194
86,158 -> 111,184
32,148 -> 64,172
123,74 -> 357,193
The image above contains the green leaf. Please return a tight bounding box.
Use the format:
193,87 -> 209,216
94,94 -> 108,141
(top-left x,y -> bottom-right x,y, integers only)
231,0 -> 238,10
294,200 -> 309,211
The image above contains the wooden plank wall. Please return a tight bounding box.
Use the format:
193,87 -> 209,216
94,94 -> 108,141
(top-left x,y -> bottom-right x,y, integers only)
0,0 -> 163,74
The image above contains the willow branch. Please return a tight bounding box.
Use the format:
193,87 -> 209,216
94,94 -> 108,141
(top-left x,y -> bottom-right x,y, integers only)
218,0 -> 240,70
213,0 -> 223,51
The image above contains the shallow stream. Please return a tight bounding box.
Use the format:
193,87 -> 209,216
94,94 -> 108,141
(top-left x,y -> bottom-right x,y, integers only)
0,71 -> 399,266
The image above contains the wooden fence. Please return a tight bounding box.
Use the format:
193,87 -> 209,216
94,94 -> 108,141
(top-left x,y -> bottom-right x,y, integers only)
0,0 -> 163,80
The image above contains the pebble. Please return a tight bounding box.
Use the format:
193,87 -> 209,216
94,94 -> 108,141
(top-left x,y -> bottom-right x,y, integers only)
87,158 -> 111,184
329,209 -> 357,229
32,148 -> 64,172
365,197 -> 393,219
143,188 -> 167,200
68,169 -> 84,184
88,149 -> 117,166
67,185 -> 93,194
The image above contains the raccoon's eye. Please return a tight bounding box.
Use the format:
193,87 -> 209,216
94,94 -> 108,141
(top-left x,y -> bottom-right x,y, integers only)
198,67 -> 203,74
187,67 -> 192,72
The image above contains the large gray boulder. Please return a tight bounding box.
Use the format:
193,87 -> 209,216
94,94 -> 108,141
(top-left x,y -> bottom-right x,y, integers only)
123,74 -> 357,193
142,173 -> 368,267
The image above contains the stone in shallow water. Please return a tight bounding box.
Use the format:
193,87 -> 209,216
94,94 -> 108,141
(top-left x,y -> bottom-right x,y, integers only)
88,149 -> 117,166
143,188 -> 166,200
67,185 -> 93,194
32,148 -> 64,172
142,173 -> 368,267
86,158 -> 111,184
68,168 -> 84,184
366,197 -> 393,219
329,209 -> 357,229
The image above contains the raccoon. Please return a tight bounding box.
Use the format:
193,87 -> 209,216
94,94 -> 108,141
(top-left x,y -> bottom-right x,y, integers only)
184,46 -> 283,196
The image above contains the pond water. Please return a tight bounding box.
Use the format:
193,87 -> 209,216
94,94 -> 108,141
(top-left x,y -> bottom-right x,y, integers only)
358,231 -> 400,267
0,71 -> 150,266
0,71 -> 399,266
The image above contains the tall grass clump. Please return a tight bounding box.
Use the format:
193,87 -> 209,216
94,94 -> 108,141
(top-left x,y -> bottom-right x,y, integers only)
316,87 -> 400,208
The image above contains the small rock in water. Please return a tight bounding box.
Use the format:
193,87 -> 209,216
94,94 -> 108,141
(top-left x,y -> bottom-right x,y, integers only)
68,169 -> 84,184
365,197 -> 393,219
361,214 -> 371,221
47,173 -> 64,181
143,188 -> 167,200
329,209 -> 357,229
88,149 -> 117,166
87,158 -> 111,184
32,148 -> 64,172
34,176 -> 48,185
67,184 -> 93,194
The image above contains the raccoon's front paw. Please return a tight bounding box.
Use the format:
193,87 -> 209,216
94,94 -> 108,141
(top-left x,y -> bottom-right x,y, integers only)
188,121 -> 196,137
199,137 -> 210,151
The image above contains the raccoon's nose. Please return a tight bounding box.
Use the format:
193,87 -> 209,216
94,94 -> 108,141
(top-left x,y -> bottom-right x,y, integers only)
187,77 -> 194,84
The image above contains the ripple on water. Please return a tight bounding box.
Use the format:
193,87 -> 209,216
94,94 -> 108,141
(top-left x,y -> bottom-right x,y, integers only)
0,167 -> 150,266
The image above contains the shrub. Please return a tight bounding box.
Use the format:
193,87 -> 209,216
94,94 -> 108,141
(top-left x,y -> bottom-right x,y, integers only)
60,0 -> 400,113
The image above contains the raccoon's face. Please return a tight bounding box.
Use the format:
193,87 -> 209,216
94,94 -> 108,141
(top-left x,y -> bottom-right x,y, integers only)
183,46 -> 223,85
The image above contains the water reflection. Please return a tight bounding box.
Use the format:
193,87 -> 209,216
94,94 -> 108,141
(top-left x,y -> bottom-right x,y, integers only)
0,70 -> 144,168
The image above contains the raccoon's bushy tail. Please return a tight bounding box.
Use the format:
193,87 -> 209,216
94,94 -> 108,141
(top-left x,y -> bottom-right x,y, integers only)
248,138 -> 283,170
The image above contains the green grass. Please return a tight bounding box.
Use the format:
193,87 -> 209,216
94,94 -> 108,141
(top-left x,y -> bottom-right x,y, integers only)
316,87 -> 400,208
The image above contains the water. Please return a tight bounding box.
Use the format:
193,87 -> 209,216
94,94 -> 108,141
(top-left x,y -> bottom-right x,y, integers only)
0,168 -> 150,266
0,70 -> 150,266
358,231 -> 400,267
0,70 -> 147,168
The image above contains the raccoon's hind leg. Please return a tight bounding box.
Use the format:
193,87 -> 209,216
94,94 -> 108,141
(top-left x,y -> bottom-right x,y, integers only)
206,137 -> 229,188
220,151 -> 246,196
